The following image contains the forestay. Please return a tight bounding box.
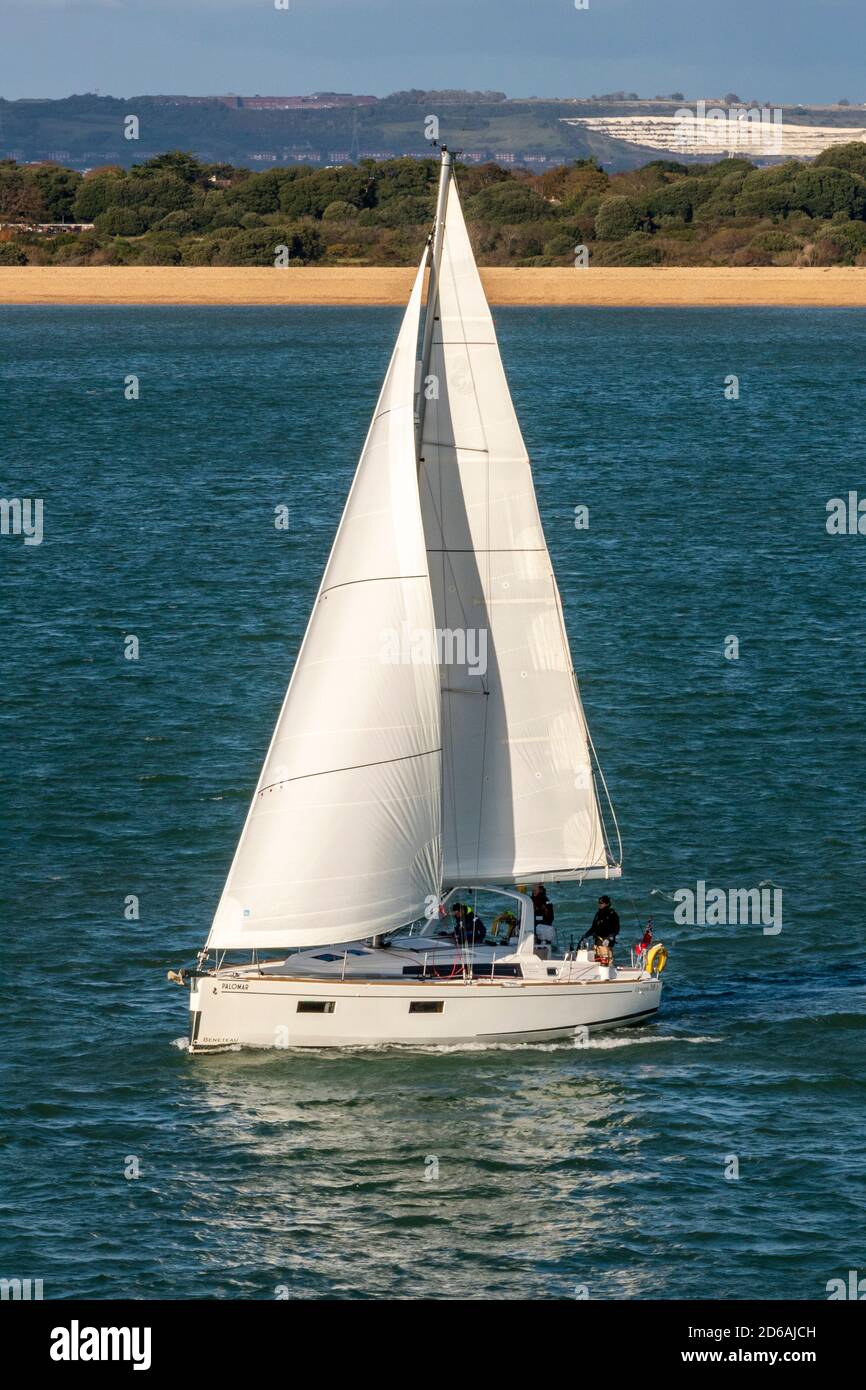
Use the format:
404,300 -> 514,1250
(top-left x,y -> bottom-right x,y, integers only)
418,179 -> 618,886
208,255 -> 442,950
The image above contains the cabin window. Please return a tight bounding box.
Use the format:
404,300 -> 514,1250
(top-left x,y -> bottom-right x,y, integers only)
297,1000 -> 335,1013
409,1000 -> 444,1014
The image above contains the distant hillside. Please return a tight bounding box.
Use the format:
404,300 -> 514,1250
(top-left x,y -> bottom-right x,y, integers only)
4,91 -> 866,174
5,146 -> 866,270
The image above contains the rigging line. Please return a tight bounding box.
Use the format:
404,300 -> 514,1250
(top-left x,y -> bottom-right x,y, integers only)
257,746 -> 442,794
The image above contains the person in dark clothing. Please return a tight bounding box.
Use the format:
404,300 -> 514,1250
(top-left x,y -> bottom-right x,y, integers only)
531,884 -> 555,928
452,901 -> 486,946
590,894 -> 620,963
531,884 -> 555,956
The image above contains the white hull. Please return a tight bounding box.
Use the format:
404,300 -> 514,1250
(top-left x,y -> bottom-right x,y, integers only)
188,959 -> 662,1051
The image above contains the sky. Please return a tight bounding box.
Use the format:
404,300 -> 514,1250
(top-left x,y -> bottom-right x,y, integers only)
0,0 -> 864,106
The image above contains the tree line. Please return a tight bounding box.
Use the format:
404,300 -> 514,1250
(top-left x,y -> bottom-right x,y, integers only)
3,145 -> 866,267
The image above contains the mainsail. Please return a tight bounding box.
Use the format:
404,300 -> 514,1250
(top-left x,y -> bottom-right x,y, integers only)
419,178 -> 619,886
207,255 -> 442,950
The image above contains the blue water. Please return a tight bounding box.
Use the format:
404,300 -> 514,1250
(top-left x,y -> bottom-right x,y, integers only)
2,306 -> 865,1300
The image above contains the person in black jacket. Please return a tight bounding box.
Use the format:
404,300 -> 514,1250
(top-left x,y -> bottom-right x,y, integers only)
531,884 -> 556,957
531,884 -> 554,928
590,895 -> 620,963
452,901 -> 486,946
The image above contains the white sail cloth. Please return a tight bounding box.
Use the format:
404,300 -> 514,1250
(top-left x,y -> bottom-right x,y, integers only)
419,181 -> 616,886
207,256 -> 442,950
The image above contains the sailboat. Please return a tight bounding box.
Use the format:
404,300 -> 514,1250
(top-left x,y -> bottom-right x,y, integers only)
176,149 -> 667,1051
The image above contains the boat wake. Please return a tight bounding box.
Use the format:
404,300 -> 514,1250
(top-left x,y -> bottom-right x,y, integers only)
391,1032 -> 722,1055
171,1033 -> 720,1057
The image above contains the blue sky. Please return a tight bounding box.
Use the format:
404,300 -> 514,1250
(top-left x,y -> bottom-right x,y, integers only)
0,0 -> 864,105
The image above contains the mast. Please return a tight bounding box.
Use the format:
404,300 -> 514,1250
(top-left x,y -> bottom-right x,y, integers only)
416,147 -> 453,453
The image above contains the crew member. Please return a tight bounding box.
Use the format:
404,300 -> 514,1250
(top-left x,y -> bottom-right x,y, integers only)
590,894 -> 620,965
532,884 -> 556,957
452,901 -> 486,946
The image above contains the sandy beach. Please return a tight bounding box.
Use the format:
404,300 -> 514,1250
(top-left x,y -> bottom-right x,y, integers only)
2,265 -> 866,307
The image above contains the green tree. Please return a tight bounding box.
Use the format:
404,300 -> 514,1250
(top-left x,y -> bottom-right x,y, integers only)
593,231 -> 662,266
278,168 -> 376,219
30,166 -> 82,221
373,194 -> 434,226
72,171 -> 127,220
95,207 -> 147,236
136,234 -> 182,265
214,225 -> 323,265
813,141 -> 866,181
594,195 -> 643,240
225,170 -> 287,216
121,175 -> 193,215
136,151 -> 209,184
372,157 -> 437,201
156,209 -> 200,234
789,166 -> 866,220
465,181 -> 551,223
0,163 -> 44,221
814,220 -> 866,264
322,200 -> 358,221
644,180 -> 702,223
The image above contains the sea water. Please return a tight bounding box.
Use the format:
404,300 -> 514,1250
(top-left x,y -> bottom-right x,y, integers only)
2,305 -> 865,1300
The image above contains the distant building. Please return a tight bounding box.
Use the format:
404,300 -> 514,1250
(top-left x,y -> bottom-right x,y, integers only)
243,94 -> 376,110
151,93 -> 378,111
151,95 -> 242,108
